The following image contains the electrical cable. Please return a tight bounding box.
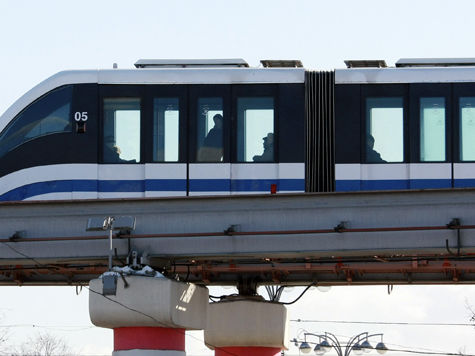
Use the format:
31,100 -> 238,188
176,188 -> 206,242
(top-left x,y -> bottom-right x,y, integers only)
291,319 -> 475,327
0,324 -> 94,331
385,348 -> 475,356
279,283 -> 315,305
0,246 -> 241,355
208,293 -> 239,302
86,286 -> 241,356
292,336 -> 474,356
0,241 -> 59,271
296,329 -> 473,356
291,344 -> 475,356
5,249 -> 475,356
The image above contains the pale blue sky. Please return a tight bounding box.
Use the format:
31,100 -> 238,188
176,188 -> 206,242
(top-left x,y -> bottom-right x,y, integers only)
1,0 -> 475,355
2,0 -> 475,114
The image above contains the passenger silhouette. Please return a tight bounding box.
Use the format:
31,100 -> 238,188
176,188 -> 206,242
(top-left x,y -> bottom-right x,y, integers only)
366,134 -> 386,163
197,114 -> 224,162
253,132 -> 274,162
103,136 -> 126,163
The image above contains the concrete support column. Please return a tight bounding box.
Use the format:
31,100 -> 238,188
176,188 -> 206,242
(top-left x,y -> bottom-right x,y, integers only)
113,327 -> 185,355
89,274 -> 208,356
204,298 -> 288,356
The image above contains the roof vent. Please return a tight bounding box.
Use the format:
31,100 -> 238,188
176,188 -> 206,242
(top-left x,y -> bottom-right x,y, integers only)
260,59 -> 303,68
396,58 -> 475,67
344,60 -> 387,68
134,58 -> 249,68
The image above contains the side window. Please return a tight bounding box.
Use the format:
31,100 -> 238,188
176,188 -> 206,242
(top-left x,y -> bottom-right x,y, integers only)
0,85 -> 72,158
103,98 -> 140,163
366,97 -> 404,163
153,98 -> 179,162
460,97 -> 475,161
237,97 -> 274,162
420,97 -> 446,162
196,97 -> 223,162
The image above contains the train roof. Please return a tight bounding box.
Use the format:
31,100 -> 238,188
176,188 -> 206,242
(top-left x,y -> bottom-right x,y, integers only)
337,57 -> 475,84
335,66 -> 475,84
134,58 -> 250,68
5,57 -> 475,132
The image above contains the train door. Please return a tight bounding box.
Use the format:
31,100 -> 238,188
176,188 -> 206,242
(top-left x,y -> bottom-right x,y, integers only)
188,85 -> 231,196
409,84 -> 452,189
99,85 -> 146,198
453,84 -> 475,188
361,85 -> 409,190
231,84 -> 279,194
145,85 -> 188,197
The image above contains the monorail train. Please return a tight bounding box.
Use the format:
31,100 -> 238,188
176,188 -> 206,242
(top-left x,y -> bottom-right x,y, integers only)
1,57 -> 475,201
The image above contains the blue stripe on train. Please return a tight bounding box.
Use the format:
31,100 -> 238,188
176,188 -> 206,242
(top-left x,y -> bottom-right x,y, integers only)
189,179 -> 231,191
188,179 -> 304,192
336,179 -> 453,191
0,178 -> 306,201
0,180 -> 98,201
145,179 -> 187,191
5,178 -> 475,201
230,179 -> 304,192
454,179 -> 475,188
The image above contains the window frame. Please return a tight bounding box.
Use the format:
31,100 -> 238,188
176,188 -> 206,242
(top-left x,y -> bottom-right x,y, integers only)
453,83 -> 475,163
146,85 -> 188,164
188,85 -> 231,163
232,84 -> 278,163
409,83 -> 451,163
99,85 -> 146,164
361,84 -> 408,164
152,97 -> 181,163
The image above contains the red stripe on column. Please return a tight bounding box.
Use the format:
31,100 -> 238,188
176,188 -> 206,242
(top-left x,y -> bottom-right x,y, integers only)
215,346 -> 281,356
114,327 -> 185,351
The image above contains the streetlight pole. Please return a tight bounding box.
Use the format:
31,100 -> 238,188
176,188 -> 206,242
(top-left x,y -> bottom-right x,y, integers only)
295,331 -> 388,356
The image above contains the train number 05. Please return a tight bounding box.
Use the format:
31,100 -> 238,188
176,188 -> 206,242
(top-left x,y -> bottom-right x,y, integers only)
74,111 -> 88,122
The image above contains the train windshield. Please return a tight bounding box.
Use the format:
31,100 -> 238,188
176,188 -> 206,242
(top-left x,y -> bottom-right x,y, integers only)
0,86 -> 72,158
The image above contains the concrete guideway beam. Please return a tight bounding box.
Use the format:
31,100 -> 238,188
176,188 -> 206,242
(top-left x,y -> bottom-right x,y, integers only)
2,189 -> 475,257
89,275 -> 208,355
2,189 -> 475,284
205,298 -> 288,356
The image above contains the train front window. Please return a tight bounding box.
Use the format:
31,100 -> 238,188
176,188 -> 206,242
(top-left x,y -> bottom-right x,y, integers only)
237,97 -> 274,162
420,97 -> 446,162
103,98 -> 141,163
196,97 -> 223,162
460,97 -> 475,161
153,98 -> 179,162
0,85 -> 72,158
366,97 -> 404,163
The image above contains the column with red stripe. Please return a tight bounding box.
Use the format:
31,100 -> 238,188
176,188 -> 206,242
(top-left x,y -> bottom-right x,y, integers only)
204,298 -> 288,356
89,275 -> 208,356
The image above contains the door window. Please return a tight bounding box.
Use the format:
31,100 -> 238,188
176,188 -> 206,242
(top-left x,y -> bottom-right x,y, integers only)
196,97 -> 223,162
153,98 -> 180,162
460,97 -> 475,161
366,97 -> 404,163
237,97 -> 274,162
420,97 -> 446,162
103,98 -> 141,163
